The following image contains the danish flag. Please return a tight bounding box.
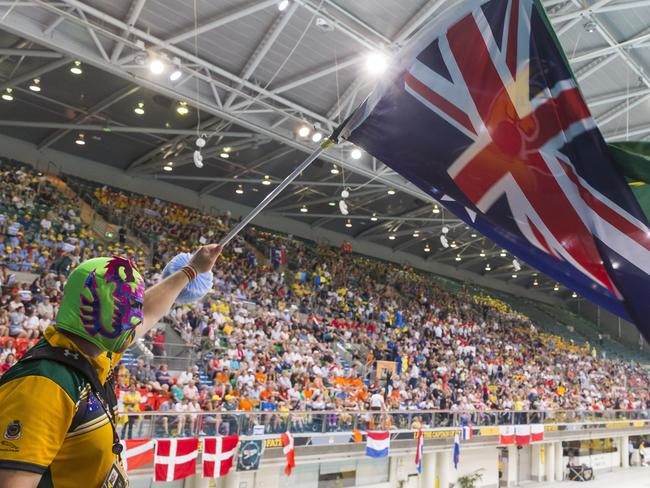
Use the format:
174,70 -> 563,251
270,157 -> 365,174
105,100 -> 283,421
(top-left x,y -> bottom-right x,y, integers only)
202,435 -> 239,478
154,438 -> 199,482
344,0 -> 650,333
120,438 -> 155,471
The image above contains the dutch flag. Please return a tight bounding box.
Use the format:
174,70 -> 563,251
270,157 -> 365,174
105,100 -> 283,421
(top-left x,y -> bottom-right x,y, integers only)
366,431 -> 390,458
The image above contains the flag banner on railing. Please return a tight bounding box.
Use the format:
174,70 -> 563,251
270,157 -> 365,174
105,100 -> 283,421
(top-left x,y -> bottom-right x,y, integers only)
120,438 -> 155,471
281,431 -> 296,476
415,429 -> 424,474
154,438 -> 199,482
531,424 -> 545,442
366,431 -> 390,458
453,433 -> 460,469
340,0 -> 650,337
202,435 -> 239,478
499,425 -> 515,445
461,425 -> 473,441
515,425 -> 531,445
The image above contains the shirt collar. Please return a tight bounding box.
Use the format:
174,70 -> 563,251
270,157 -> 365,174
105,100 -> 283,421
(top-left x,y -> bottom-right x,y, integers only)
44,326 -> 113,383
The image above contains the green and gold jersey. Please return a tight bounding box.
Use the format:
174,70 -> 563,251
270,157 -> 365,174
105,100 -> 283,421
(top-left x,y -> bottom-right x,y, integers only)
0,326 -> 121,488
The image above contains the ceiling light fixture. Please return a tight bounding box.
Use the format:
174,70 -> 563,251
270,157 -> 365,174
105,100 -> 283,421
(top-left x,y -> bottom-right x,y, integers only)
479,250 -> 486,257
169,69 -> 182,81
499,249 -> 507,257
387,189 -> 396,195
345,219 -> 352,228
553,284 -> 559,291
455,255 -> 462,261
300,205 -> 308,213
388,234 -> 396,240
220,152 -> 230,159
571,291 -> 578,298
424,244 -> 431,252
75,133 -> 85,145
278,0 -> 289,11
163,164 -> 173,172
471,233 -> 477,238
298,125 -> 310,138
450,241 -> 457,248
370,213 -> 378,221
412,231 -> 420,238
29,78 -> 41,92
70,60 -> 82,75
330,164 -> 339,175
262,176 -> 272,186
533,279 -> 539,286
312,131 -> 323,143
176,101 -> 189,116
1,88 -> 13,101
583,20 -> 596,33
328,201 -> 336,207
235,185 -> 244,195
485,263 -> 491,271
134,102 -> 145,115
432,205 -> 440,214
366,51 -> 388,75
511,274 -> 518,279
351,148 -> 362,160
149,58 -> 165,75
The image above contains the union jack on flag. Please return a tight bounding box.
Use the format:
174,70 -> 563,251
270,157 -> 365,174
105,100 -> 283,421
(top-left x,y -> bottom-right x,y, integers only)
342,0 -> 650,335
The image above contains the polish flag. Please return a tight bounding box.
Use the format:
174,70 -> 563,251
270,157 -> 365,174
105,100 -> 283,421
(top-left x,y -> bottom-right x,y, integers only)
499,425 -> 515,445
202,436 -> 239,478
515,425 -> 531,446
154,438 -> 199,482
281,431 -> 296,476
531,424 -> 545,442
120,439 -> 155,471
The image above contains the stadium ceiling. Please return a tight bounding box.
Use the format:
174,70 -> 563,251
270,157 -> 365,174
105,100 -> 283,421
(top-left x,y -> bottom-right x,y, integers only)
0,0 -> 649,300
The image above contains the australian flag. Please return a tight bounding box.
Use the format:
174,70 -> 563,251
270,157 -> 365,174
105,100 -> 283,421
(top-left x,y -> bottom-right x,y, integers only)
342,0 -> 650,337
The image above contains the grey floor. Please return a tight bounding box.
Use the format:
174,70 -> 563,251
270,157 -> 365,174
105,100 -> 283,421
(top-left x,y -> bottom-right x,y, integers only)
520,466 -> 650,487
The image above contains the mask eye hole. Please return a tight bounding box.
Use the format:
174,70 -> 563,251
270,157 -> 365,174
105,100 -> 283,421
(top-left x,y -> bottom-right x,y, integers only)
129,297 -> 143,310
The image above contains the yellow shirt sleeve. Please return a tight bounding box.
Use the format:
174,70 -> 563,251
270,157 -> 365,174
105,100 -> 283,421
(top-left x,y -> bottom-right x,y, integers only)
0,376 -> 75,472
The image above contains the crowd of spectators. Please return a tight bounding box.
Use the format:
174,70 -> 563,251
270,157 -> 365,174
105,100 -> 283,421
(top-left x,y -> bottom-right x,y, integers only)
2,159 -> 650,439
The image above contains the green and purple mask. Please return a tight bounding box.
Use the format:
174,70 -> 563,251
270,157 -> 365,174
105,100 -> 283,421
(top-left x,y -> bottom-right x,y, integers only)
56,256 -> 145,353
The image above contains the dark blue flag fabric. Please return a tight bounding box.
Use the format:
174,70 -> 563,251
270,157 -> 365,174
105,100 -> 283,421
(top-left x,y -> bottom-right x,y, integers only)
341,0 -> 650,336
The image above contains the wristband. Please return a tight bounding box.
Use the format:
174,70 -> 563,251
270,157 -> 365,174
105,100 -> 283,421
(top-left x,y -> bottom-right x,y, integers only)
181,265 -> 197,281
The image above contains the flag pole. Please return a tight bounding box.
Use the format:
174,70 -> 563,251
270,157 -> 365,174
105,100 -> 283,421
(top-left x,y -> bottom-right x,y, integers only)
218,138 -> 334,248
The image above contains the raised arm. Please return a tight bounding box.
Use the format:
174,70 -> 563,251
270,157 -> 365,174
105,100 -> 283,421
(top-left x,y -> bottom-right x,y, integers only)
137,244 -> 221,338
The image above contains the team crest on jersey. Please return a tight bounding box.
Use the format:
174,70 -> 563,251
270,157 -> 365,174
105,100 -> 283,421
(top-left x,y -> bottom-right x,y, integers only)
4,419 -> 22,440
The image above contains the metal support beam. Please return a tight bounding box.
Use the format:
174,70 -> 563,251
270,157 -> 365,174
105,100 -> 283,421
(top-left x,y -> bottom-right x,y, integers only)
110,0 -> 147,62
393,0 -> 446,44
0,57 -> 69,92
549,0 -> 650,24
269,188 -> 379,212
0,48 -> 62,58
158,0 -> 279,48
153,174 -> 386,188
37,85 -> 141,149
0,120 -> 254,138
223,1 -> 299,109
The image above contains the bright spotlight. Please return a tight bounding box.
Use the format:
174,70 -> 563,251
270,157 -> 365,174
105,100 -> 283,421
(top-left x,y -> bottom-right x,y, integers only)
300,206 -> 308,213
351,148 -> 362,160
388,234 -> 396,240
330,165 -> 340,175
134,102 -> 145,115
278,0 -> 289,11
235,185 -> 244,195
149,58 -> 165,75
370,213 -> 378,222
312,131 -> 323,143
366,51 -> 388,75
2,88 -> 13,101
345,219 -> 352,228
75,133 -> 86,145
262,176 -> 272,186
298,125 -> 310,138
176,101 -> 189,116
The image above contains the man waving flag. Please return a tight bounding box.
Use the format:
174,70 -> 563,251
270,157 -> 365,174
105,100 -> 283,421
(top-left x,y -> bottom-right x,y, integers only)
341,0 -> 650,338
